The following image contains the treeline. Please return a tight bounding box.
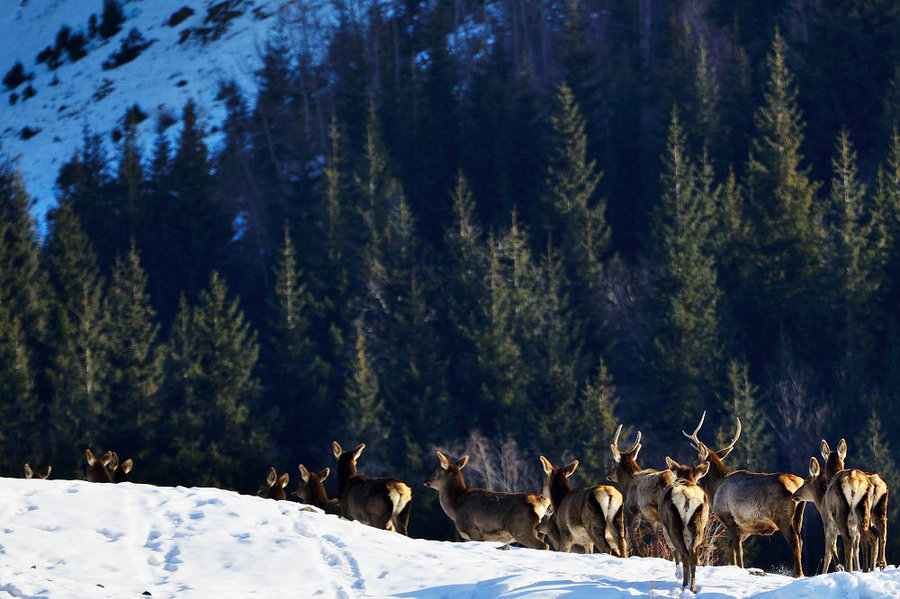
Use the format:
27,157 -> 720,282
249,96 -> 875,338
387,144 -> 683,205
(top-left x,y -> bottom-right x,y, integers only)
2,0 -> 900,559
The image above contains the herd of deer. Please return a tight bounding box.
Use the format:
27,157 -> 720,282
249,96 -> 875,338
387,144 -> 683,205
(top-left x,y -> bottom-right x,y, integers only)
20,415 -> 889,593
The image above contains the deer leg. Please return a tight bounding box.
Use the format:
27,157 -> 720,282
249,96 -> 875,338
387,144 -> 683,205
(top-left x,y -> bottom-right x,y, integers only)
613,508 -> 628,557
628,513 -> 642,556
394,501 -> 411,536
822,527 -> 838,574
514,522 -> 549,550
778,510 -> 804,578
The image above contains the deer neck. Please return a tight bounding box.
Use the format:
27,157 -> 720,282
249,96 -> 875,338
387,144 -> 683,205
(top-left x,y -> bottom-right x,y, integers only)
309,481 -> 331,509
810,476 -> 828,511
336,460 -> 358,497
548,472 -> 571,508
437,469 -> 468,519
700,455 -> 729,500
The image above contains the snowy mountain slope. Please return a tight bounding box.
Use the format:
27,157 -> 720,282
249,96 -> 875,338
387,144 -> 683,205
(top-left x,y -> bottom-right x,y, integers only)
0,0 -> 335,222
0,477 -> 898,598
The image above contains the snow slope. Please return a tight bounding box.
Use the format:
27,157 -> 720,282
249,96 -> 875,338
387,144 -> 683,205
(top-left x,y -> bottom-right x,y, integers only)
0,477 -> 898,598
0,0 -> 335,222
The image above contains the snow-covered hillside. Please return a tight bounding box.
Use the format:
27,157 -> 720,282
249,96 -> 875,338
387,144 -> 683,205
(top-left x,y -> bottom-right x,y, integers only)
0,477 -> 898,598
0,0 -> 334,222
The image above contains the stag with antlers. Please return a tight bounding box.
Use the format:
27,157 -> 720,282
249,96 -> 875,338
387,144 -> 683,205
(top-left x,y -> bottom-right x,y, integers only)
683,412 -> 807,577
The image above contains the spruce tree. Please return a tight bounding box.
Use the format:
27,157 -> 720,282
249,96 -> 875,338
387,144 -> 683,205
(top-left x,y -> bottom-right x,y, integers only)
104,242 -> 163,462
577,359 -> 619,482
266,227 -> 326,461
43,202 -> 109,471
164,273 -> 268,490
650,109 -> 723,420
116,111 -> 147,249
342,320 -> 384,446
716,359 -> 772,471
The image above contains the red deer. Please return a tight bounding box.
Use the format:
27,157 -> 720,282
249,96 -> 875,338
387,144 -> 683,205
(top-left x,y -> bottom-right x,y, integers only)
23,464 -> 51,479
791,456 -> 871,573
257,467 -> 290,500
293,464 -> 341,515
658,459 -> 710,593
539,455 -> 626,556
425,450 -> 549,549
607,425 -> 676,557
84,449 -> 114,483
683,413 -> 807,577
819,438 -> 888,571
332,441 -> 412,534
108,452 -> 133,483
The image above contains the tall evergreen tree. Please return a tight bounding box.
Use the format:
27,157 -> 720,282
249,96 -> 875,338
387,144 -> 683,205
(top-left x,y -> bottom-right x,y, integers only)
650,110 -> 723,421
43,202 -> 109,472
577,359 -> 620,482
717,359 -> 772,471
163,272 -> 268,490
342,320 -> 385,447
104,242 -> 163,463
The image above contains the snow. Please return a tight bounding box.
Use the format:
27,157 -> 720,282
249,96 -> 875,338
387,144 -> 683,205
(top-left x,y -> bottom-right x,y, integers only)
1,477 -> 898,598
0,0 -> 337,223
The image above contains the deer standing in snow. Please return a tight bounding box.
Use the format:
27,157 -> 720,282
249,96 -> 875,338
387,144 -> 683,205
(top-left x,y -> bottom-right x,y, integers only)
658,458 -> 710,593
425,450 -> 549,549
332,441 -> 412,534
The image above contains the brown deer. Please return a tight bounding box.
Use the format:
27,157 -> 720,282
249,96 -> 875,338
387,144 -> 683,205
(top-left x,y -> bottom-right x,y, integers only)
539,455 -> 626,556
293,464 -> 341,515
84,449 -> 114,483
658,459 -> 711,593
425,450 -> 549,549
791,456 -> 871,573
257,467 -> 290,500
108,452 -> 133,483
683,413 -> 807,577
23,464 -> 51,479
332,441 -> 412,534
606,425 -> 676,557
820,438 -> 888,571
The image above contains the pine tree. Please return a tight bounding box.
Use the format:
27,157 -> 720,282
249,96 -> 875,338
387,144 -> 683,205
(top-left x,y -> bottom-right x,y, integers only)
577,359 -> 620,482
164,272 -> 268,490
43,202 -> 109,470
746,29 -> 822,351
0,162 -> 48,472
116,111 -> 146,249
716,359 -> 772,471
650,109 -> 723,420
690,37 -> 721,155
265,227 -> 326,461
342,320 -> 384,445
104,242 -> 163,461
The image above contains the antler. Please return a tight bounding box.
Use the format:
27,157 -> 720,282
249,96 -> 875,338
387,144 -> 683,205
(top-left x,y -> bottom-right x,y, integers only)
610,424 -> 641,461
718,417 -> 742,454
682,411 -> 707,450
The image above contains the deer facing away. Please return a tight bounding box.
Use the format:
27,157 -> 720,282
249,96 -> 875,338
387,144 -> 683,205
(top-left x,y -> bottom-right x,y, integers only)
658,458 -> 710,593
24,464 -> 51,479
257,467 -> 290,500
293,464 -> 341,515
425,450 -> 549,549
683,412 -> 807,577
333,441 -> 412,534
84,449 -> 114,483
539,455 -> 626,556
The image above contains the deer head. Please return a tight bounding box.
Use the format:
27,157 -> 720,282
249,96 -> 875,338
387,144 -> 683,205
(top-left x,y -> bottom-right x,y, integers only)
607,424 -> 641,483
108,452 -> 134,483
425,450 -> 469,492
85,449 -> 114,483
791,457 -> 826,505
293,464 -> 331,506
820,439 -> 847,482
665,457 -> 710,484
683,411 -> 741,468
539,455 -> 578,502
24,463 -> 51,479
257,467 -> 290,500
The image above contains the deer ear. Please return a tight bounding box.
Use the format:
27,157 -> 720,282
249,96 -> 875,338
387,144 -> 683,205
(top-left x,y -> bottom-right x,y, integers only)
436,450 -> 451,469
837,439 -> 847,460
121,459 -> 133,474
695,461 -> 710,480
278,472 -> 290,488
809,457 -> 820,477
108,452 -> 119,471
318,467 -> 330,482
100,451 -> 113,467
43,465 -> 51,478
698,443 -> 709,461
457,454 -> 469,470
820,440 -> 830,460
539,455 -> 553,475
24,463 -> 33,478
85,449 -> 96,465
298,464 -> 310,482
352,443 -> 366,460
665,456 -> 678,470
719,445 -> 735,460
267,467 -> 277,486
332,441 -> 343,458
564,460 -> 579,477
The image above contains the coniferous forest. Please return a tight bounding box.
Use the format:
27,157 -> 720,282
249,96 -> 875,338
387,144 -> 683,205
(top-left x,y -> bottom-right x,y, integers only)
3,0 -> 900,568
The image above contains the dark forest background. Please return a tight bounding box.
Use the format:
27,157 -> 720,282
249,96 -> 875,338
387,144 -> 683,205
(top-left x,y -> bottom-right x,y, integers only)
2,0 -> 900,570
